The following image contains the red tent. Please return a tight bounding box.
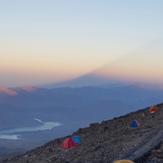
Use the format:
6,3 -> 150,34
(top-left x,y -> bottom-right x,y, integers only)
149,106 -> 157,114
62,137 -> 77,149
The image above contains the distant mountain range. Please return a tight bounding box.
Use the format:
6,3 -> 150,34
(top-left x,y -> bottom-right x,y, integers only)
46,73 -> 127,88
0,70 -> 163,157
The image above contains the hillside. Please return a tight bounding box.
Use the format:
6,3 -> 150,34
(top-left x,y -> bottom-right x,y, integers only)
1,86 -> 163,158
1,103 -> 163,163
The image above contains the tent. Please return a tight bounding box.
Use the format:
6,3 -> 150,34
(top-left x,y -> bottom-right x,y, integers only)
149,106 -> 157,114
71,135 -> 81,145
62,137 -> 77,149
130,120 -> 139,129
114,160 -> 135,163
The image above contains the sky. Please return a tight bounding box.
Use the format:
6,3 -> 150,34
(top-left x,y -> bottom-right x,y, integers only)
0,0 -> 163,87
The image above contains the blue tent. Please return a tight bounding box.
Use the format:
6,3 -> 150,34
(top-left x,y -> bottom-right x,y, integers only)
130,120 -> 139,129
71,135 -> 81,145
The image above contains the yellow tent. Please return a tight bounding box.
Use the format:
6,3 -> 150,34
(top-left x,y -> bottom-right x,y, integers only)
114,160 -> 135,163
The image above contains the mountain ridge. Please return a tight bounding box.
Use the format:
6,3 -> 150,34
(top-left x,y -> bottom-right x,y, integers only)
1,103 -> 163,163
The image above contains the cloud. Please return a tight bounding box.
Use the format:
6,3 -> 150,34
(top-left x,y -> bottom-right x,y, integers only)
0,87 -> 17,96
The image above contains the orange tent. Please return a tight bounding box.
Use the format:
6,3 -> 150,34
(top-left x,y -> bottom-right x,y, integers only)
114,160 -> 135,163
149,106 -> 157,114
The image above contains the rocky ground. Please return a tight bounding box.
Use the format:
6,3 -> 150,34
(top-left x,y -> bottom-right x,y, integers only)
140,142 -> 163,163
1,103 -> 163,163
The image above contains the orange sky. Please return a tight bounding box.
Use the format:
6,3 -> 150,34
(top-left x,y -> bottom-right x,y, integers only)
1,41 -> 163,86
0,1 -> 163,86
95,43 -> 163,86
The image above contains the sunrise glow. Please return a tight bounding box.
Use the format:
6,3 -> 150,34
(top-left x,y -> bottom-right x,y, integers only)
0,0 -> 163,87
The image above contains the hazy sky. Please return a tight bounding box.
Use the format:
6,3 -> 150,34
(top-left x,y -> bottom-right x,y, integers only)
0,0 -> 163,86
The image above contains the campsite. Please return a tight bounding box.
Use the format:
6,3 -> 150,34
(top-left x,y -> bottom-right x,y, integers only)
0,1 -> 163,163
1,103 -> 163,163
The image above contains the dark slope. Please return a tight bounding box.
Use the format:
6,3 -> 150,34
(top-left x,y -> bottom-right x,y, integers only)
1,103 -> 163,163
143,143 -> 163,163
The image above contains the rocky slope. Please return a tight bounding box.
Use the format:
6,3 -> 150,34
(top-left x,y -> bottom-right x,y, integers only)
1,103 -> 163,163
